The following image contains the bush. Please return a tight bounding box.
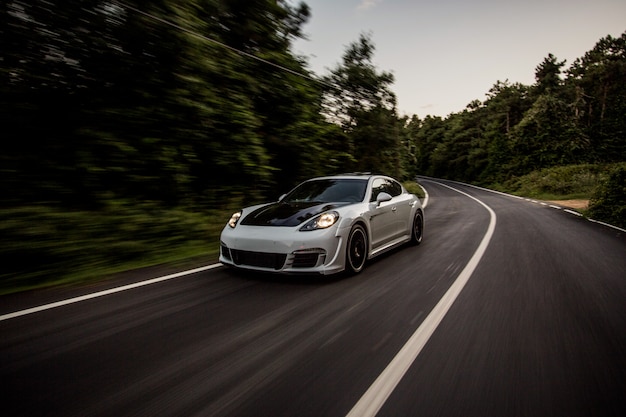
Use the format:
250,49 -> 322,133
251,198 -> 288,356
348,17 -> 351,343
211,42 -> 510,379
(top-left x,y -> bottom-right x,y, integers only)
588,167 -> 626,229
403,181 -> 426,199
499,164 -> 604,199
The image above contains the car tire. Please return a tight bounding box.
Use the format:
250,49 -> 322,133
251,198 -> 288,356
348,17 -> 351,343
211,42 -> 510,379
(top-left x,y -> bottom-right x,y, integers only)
346,224 -> 368,274
410,210 -> 424,245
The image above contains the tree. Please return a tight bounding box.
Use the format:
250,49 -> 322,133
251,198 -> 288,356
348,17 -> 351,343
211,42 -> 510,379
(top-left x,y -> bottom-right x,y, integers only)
321,33 -> 396,125
533,53 -> 566,96
482,80 -> 530,181
0,0 -> 323,205
321,33 -> 401,175
509,94 -> 588,173
155,0 -> 327,198
567,32 -> 626,162
426,102 -> 487,181
1,0 -> 173,205
410,115 -> 445,177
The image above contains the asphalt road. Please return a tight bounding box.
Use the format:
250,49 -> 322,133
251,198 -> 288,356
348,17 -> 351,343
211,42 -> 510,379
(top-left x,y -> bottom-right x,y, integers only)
2,179 -> 625,417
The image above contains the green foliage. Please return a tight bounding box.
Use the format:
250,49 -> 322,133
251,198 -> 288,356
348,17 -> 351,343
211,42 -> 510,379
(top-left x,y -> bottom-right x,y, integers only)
0,0 -> 321,206
407,31 -> 625,191
567,33 -> 626,161
509,94 -> 589,173
402,181 -> 426,199
320,33 -> 407,178
533,53 -> 566,96
322,33 -> 396,129
496,164 -> 615,200
588,166 -> 626,229
0,203 -> 233,294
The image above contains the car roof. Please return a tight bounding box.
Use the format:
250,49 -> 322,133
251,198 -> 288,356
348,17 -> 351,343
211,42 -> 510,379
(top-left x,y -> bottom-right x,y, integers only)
310,173 -> 386,181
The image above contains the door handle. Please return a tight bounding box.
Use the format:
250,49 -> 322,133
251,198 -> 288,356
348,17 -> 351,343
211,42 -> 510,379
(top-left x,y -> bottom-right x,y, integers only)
392,206 -> 397,212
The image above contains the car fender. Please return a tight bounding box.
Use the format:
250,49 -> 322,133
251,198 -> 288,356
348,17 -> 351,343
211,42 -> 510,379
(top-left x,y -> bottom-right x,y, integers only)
334,204 -> 368,232
335,215 -> 372,263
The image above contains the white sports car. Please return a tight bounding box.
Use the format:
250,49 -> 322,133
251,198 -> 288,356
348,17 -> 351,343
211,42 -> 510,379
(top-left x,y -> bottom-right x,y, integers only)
219,174 -> 424,275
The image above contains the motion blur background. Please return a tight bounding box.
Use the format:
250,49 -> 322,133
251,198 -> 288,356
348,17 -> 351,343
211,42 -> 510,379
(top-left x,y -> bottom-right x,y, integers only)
1,0 -> 624,293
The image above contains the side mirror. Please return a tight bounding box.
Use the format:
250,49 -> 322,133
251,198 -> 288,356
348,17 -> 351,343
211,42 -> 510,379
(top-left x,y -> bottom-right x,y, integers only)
278,194 -> 286,202
376,192 -> 392,206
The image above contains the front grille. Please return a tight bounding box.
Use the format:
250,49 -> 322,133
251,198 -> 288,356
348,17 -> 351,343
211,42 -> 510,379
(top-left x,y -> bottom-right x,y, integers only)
292,252 -> 320,268
230,249 -> 286,270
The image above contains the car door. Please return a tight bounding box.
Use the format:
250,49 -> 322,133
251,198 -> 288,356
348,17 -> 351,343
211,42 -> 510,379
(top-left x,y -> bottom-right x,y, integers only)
388,179 -> 413,238
368,178 -> 398,249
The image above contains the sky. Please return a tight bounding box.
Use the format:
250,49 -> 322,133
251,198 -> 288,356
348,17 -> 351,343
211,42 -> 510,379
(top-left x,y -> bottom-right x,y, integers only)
290,0 -> 626,118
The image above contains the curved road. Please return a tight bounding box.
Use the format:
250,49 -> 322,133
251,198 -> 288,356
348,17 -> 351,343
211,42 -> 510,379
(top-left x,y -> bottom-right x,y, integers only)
2,179 -> 625,416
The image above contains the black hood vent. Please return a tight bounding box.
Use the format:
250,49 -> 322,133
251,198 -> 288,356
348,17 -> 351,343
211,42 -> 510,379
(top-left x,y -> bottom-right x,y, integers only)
240,202 -> 346,227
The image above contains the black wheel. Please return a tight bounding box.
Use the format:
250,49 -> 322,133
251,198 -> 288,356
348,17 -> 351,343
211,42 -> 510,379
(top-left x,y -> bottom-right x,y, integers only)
346,224 -> 368,274
410,210 -> 424,245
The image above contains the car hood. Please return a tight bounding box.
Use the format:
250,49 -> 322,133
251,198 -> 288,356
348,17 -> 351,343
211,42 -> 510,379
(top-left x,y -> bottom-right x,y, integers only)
241,202 -> 348,227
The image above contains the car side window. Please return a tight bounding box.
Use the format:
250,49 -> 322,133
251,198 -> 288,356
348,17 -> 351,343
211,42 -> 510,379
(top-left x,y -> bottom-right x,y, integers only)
370,178 -> 402,202
389,180 -> 402,197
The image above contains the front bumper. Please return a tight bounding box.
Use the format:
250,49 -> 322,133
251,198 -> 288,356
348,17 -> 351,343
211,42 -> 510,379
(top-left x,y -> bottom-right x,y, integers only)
219,223 -> 348,275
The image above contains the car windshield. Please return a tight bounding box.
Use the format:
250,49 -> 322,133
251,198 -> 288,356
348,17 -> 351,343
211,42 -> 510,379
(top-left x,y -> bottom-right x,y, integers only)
283,179 -> 367,203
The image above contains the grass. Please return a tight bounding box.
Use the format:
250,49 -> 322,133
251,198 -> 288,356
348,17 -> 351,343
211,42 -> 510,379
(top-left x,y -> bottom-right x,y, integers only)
490,163 -> 626,221
403,181 -> 426,199
0,202 -> 233,295
491,164 -> 609,200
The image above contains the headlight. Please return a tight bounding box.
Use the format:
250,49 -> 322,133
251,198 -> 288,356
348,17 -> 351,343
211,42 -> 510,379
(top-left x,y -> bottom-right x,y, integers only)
300,211 -> 339,231
228,211 -> 242,228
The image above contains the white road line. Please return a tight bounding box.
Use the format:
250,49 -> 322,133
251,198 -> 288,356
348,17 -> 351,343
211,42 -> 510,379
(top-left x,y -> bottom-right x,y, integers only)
0,264 -> 222,322
589,218 -> 626,232
346,181 -> 497,417
417,176 -> 625,232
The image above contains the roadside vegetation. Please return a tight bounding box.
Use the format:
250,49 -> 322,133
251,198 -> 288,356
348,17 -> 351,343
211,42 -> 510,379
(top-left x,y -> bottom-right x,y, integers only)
1,1 -> 624,293
491,163 -> 626,204
491,163 -> 626,228
0,204 -> 227,294
587,166 -> 626,229
493,164 -> 608,201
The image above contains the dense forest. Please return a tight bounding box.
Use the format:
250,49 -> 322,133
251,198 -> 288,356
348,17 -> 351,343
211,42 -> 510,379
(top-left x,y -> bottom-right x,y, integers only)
1,0 -> 624,290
